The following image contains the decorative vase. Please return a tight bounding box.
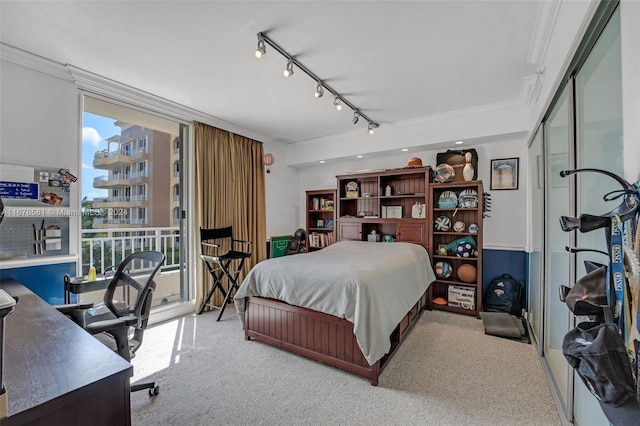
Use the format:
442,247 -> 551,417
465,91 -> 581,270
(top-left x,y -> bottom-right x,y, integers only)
463,152 -> 474,181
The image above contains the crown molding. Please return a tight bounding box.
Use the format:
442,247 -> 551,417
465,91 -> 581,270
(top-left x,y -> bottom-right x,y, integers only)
68,66 -> 272,142
68,65 -> 200,125
1,42 -> 272,143
0,43 -> 72,81
293,74 -> 537,147
527,0 -> 562,67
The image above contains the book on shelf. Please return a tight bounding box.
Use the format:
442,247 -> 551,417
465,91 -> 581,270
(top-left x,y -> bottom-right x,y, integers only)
311,197 -> 334,211
309,231 -> 333,248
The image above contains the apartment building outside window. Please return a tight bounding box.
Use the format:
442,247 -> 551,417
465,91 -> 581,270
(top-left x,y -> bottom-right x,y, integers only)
82,95 -> 190,314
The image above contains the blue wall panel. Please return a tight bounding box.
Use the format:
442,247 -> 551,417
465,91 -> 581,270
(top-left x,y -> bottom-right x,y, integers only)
0,262 -> 75,305
482,249 -> 526,301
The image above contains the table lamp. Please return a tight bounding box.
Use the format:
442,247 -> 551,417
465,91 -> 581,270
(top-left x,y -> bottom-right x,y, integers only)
0,289 -> 16,419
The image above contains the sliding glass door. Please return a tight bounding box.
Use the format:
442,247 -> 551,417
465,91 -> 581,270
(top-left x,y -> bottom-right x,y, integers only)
527,126 -> 544,349
543,86 -> 573,415
572,7 -> 622,425
81,96 -> 191,316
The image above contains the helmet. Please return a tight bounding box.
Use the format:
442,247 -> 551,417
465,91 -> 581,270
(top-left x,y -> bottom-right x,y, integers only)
458,189 -> 478,208
434,164 -> 455,183
294,228 -> 306,240
437,191 -> 458,209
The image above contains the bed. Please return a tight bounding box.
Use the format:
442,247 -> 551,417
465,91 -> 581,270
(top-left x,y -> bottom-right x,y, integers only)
234,240 -> 436,385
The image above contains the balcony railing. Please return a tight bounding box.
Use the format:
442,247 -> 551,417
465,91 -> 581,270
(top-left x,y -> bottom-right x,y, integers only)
82,226 -> 180,275
93,217 -> 148,225
130,194 -> 148,202
130,170 -> 148,180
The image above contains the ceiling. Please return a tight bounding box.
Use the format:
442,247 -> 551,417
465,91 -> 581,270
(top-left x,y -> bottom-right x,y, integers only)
0,1 -> 542,145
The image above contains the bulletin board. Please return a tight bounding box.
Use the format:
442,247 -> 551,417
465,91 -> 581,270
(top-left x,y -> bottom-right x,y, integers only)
269,235 -> 292,258
0,163 -> 78,208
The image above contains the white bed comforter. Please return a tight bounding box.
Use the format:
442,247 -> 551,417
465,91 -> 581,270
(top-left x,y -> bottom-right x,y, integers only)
234,241 -> 436,365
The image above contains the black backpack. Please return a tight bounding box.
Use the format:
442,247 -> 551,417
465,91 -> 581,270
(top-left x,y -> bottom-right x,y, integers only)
484,274 -> 524,316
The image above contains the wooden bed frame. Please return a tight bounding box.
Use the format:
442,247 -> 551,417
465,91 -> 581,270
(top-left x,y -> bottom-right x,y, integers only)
243,291 -> 427,386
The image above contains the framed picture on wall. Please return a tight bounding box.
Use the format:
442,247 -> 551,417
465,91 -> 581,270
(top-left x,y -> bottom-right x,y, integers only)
490,158 -> 519,190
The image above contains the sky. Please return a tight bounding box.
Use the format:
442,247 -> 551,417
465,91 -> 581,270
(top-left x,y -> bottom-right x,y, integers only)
81,112 -> 120,200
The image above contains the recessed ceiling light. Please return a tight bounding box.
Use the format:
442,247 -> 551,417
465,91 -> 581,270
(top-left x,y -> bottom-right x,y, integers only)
401,148 -> 409,152
319,160 -> 325,164
455,140 -> 464,145
356,155 -> 363,158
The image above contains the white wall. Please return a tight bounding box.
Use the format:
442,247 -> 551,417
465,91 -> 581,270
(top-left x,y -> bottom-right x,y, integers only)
621,0 -> 640,182
262,140 -> 299,239
297,137 -> 528,251
0,60 -> 81,257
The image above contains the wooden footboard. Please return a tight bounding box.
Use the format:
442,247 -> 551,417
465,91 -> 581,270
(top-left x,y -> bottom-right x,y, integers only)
243,291 -> 426,385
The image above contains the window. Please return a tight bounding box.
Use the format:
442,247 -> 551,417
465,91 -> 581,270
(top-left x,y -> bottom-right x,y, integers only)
137,136 -> 147,154
82,96 -> 190,315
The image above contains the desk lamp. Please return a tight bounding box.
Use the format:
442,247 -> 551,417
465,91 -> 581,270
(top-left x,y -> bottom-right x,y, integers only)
0,289 -> 16,419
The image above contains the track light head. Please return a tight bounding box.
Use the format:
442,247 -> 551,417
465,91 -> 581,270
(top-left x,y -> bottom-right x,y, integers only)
283,60 -> 294,77
255,39 -> 266,58
254,32 -> 378,130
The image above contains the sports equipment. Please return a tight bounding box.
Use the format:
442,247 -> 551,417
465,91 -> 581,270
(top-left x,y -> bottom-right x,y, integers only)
437,191 -> 458,209
457,264 -> 477,283
434,164 -> 455,183
456,241 -> 474,257
434,216 -> 451,231
458,189 -> 479,208
435,261 -> 453,279
453,221 -> 465,232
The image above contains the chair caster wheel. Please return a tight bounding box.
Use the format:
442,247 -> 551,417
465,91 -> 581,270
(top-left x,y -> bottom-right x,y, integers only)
149,386 -> 159,396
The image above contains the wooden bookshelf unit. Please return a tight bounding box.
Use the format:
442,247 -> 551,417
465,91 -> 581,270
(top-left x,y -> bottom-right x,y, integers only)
335,167 -> 431,250
305,189 -> 337,251
428,180 -> 484,316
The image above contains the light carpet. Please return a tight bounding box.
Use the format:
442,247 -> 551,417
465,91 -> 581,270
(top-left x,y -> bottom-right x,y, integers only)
130,308 -> 560,426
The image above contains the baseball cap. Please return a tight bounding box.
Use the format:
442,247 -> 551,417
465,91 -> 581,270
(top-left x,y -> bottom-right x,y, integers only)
562,266 -> 608,316
563,314 -> 639,422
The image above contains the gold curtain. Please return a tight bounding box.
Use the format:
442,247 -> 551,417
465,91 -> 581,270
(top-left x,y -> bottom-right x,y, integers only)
193,121 -> 267,312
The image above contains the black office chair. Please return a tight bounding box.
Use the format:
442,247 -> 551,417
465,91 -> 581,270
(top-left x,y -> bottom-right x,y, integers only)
56,251 -> 165,396
198,226 -> 252,320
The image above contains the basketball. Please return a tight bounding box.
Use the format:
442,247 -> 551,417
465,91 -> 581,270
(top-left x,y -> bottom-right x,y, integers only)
456,241 -> 474,257
457,264 -> 477,283
434,216 -> 451,231
435,261 -> 453,279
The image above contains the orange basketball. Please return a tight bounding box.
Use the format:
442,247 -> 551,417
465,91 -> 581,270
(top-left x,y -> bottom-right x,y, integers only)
457,264 -> 477,283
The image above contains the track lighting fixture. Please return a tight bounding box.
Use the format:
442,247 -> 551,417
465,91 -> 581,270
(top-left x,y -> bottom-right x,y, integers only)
255,31 -> 379,134
255,36 -> 266,58
283,60 -> 294,77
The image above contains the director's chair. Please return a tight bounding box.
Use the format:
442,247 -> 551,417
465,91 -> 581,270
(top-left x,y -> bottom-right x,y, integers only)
198,226 -> 252,320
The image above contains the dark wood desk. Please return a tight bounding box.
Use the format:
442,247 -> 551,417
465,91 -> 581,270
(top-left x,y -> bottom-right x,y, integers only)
1,279 -> 132,426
